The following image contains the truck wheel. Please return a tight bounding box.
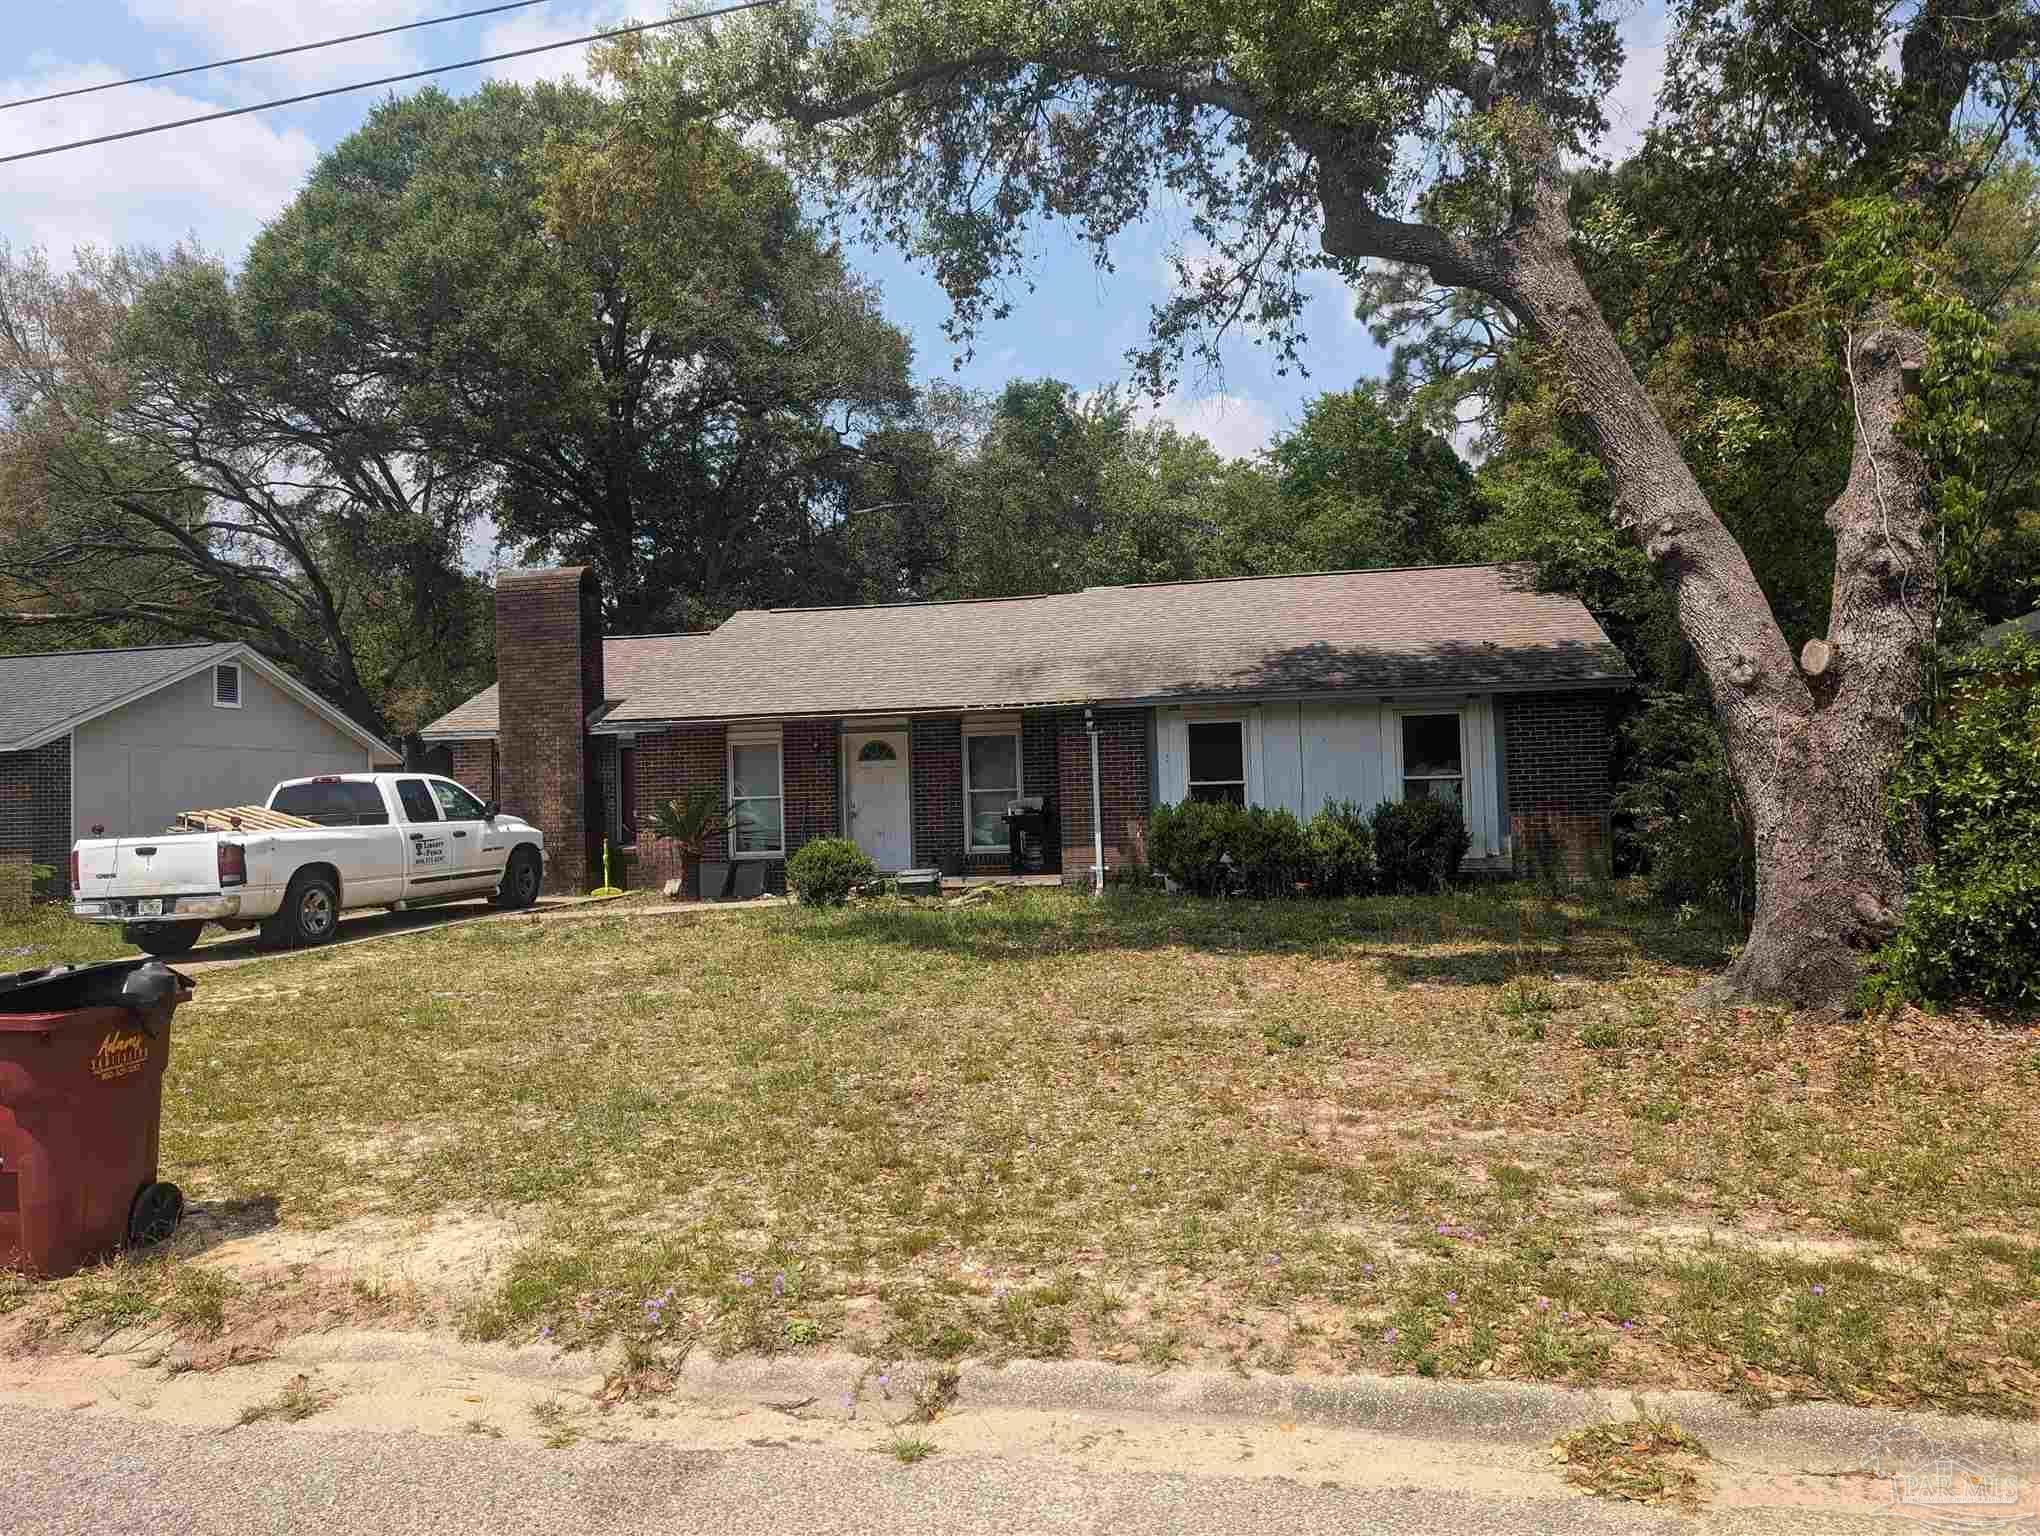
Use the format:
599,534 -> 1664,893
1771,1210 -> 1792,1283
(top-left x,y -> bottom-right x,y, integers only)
132,924 -> 201,957
275,871 -> 340,947
494,846 -> 542,909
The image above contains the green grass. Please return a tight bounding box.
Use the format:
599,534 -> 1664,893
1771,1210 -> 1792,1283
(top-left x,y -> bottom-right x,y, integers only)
883,1433 -> 939,1464
0,903 -> 138,966
236,1373 -> 335,1426
11,884 -> 2038,1416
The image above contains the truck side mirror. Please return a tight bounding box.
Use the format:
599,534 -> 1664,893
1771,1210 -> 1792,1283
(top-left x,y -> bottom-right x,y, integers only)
483,801 -> 500,821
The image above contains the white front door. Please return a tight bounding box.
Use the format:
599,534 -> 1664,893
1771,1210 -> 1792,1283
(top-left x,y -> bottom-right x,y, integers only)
846,730 -> 911,870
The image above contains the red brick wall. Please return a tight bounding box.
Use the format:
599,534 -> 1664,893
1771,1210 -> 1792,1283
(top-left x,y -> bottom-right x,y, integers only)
634,723 -> 726,893
910,718 -> 965,874
0,737 -> 71,901
1056,709 -> 1151,882
495,567 -> 604,893
912,714 -> 1065,875
1502,692 -> 1615,880
1021,711 -> 1061,873
781,720 -> 840,870
634,721 -> 837,895
445,742 -> 497,805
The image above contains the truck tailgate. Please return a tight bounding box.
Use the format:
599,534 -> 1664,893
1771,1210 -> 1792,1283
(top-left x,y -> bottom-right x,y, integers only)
75,834 -> 221,897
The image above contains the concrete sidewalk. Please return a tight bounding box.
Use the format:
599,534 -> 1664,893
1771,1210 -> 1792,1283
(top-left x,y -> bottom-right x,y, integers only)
3,1331 -> 2034,1533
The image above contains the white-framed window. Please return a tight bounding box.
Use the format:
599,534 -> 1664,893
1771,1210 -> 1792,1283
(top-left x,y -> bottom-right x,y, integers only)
964,725 -> 1022,851
1399,711 -> 1464,805
212,662 -> 242,709
727,729 -> 784,857
1186,719 -> 1247,805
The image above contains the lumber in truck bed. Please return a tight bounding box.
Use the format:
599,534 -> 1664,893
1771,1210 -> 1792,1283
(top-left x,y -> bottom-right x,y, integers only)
169,805 -> 320,833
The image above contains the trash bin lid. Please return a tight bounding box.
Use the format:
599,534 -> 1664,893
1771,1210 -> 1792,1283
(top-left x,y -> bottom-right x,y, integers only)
0,958 -> 193,1021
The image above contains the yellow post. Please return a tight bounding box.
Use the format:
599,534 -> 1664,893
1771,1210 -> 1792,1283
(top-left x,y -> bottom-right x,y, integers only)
590,837 -> 624,898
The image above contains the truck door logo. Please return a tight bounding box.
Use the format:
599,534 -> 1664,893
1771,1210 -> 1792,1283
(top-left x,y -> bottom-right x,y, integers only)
414,836 -> 448,867
91,1030 -> 149,1082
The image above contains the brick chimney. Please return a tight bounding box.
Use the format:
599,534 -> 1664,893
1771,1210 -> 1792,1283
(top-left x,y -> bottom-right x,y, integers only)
495,567 -> 604,893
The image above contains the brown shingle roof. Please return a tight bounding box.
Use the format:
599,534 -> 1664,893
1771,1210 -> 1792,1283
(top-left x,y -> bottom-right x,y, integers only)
421,633 -> 713,737
425,565 -> 1629,737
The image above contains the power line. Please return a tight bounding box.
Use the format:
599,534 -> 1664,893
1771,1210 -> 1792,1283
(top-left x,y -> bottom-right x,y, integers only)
0,0 -> 780,167
3,0 -> 581,111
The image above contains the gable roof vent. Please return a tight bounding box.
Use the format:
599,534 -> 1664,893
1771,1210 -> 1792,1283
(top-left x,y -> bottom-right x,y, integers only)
213,661 -> 242,707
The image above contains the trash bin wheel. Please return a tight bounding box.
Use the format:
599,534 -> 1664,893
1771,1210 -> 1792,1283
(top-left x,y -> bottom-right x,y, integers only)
127,1181 -> 184,1248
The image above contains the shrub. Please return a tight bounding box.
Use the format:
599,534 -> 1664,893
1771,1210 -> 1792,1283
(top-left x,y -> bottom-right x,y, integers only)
1305,800 -> 1375,897
1147,800 -> 1308,898
1876,636 -> 2040,1006
1229,806 -> 1310,897
1369,798 -> 1471,893
1613,692 -> 1749,914
1875,862 -> 2040,1007
784,838 -> 878,906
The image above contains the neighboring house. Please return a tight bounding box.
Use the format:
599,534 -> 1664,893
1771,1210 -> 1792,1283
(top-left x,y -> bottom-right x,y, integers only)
424,564 -> 1632,895
1,643 -> 400,897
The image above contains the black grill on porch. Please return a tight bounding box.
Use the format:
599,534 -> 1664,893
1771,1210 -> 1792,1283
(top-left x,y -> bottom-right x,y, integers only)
1002,796 -> 1053,875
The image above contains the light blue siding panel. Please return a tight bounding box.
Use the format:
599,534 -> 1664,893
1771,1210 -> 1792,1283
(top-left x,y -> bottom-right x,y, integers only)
1260,701 -> 1305,816
1298,702 -> 1385,817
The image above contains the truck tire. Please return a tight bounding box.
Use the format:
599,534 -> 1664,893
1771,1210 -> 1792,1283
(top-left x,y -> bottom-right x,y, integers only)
131,924 -> 201,957
493,846 -> 542,909
272,870 -> 340,947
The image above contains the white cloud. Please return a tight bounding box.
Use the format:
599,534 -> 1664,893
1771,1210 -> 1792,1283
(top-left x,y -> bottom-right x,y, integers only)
121,0 -> 433,94
0,66 -> 319,256
1143,393 -> 1279,460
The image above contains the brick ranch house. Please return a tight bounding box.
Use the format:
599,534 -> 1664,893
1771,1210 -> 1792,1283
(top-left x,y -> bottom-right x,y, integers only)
421,564 -> 1632,895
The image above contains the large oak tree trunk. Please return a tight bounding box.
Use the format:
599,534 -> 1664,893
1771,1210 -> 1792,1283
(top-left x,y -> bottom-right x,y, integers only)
1491,192 -> 1932,1009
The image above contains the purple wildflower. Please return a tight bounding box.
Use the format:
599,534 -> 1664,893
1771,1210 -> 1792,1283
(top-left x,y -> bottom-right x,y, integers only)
1537,1298 -> 1550,1311
1382,1327 -> 1399,1345
1362,1264 -> 1375,1277
738,1271 -> 755,1289
1267,1253 -> 1282,1267
1445,1290 -> 1458,1305
1810,1283 -> 1826,1296
1623,1320 -> 1635,1331
773,1272 -> 787,1298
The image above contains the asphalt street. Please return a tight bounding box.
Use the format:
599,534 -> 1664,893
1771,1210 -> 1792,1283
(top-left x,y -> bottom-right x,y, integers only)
0,1400 -> 1968,1536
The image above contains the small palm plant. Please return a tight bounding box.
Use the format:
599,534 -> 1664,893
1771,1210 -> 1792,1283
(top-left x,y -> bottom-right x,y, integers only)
647,785 -> 726,891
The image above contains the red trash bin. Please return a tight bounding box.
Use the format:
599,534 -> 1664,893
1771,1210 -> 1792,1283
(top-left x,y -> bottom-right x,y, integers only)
0,959 -> 192,1279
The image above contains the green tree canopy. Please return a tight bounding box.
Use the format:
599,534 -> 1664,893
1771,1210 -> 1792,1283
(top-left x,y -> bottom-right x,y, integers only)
251,81 -> 920,631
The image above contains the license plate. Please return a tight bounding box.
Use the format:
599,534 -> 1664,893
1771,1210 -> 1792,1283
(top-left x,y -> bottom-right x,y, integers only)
136,898 -> 163,917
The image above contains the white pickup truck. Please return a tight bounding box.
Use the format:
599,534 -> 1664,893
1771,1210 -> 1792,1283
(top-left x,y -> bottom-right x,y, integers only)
68,772 -> 546,956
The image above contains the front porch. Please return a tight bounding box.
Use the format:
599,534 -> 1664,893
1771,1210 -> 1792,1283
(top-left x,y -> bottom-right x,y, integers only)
939,872 -> 1069,891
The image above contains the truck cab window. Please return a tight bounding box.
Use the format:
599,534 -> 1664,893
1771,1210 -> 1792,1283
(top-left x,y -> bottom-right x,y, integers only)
430,780 -> 486,821
394,779 -> 440,823
345,783 -> 391,825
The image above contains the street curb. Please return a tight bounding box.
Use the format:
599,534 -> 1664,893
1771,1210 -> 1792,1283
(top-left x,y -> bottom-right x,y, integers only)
269,1332 -> 2039,1475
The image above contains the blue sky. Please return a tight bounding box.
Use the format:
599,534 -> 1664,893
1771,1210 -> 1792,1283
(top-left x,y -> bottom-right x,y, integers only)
3,1 -> 1669,459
